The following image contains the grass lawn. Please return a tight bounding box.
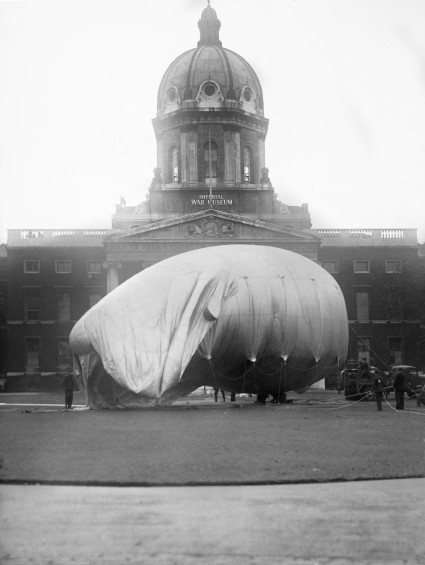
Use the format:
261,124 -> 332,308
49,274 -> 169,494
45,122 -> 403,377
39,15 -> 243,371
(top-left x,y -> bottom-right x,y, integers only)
0,391 -> 424,485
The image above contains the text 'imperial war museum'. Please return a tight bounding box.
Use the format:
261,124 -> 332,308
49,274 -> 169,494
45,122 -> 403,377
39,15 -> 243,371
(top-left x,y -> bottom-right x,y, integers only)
0,2 -> 424,390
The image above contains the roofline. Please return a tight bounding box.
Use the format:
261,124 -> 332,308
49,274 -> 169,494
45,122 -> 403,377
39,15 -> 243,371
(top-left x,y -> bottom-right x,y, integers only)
105,209 -> 320,242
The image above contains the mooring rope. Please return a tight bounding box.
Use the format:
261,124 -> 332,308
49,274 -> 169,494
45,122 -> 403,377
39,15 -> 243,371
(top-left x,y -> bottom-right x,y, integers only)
383,389 -> 425,417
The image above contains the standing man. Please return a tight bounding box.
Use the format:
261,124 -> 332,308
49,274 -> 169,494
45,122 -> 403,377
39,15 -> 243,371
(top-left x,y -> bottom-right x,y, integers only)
63,373 -> 75,410
393,368 -> 406,411
371,372 -> 384,411
213,388 -> 225,402
359,357 -> 369,376
416,385 -> 425,407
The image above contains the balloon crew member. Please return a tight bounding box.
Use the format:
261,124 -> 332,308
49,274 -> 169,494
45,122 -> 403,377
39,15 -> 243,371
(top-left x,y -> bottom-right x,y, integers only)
213,388 -> 225,402
359,357 -> 369,377
63,373 -> 75,410
416,385 -> 425,407
371,373 -> 384,411
392,368 -> 406,411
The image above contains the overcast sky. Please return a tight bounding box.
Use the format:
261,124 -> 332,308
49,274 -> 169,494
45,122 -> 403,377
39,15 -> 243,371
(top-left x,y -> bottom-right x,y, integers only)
1,0 -> 424,244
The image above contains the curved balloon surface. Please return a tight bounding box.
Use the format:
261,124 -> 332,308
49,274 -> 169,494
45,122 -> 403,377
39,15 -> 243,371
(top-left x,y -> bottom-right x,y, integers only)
69,245 -> 348,407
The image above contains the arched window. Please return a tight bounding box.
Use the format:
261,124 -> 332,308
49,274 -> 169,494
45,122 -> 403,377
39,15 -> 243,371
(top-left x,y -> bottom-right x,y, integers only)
243,147 -> 252,182
170,147 -> 179,182
204,140 -> 217,186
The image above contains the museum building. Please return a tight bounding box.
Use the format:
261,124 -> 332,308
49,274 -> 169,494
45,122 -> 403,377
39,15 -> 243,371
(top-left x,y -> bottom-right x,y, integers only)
0,3 -> 424,391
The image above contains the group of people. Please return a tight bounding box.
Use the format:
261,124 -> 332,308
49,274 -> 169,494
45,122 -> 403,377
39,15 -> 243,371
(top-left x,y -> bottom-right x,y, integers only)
213,388 -> 236,402
213,389 -> 286,404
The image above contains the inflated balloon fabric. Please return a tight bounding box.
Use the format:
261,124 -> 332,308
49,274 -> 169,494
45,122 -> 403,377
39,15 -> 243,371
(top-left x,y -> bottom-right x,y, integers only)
70,245 -> 348,407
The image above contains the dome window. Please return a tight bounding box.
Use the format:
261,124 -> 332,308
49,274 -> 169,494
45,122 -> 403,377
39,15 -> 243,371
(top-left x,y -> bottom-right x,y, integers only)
244,89 -> 253,102
203,82 -> 217,97
167,87 -> 178,102
196,81 -> 224,106
162,86 -> 180,114
240,86 -> 257,113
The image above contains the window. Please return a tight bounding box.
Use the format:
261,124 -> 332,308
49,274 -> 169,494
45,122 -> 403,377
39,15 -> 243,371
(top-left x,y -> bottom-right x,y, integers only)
24,290 -> 40,321
385,260 -> 402,274
240,87 -> 256,111
202,81 -> 218,98
58,292 -> 71,321
87,261 -> 102,275
322,260 -> 339,274
244,88 -> 254,102
388,337 -> 403,365
89,294 -> 102,308
25,337 -> 40,371
355,292 -> 369,321
243,147 -> 252,182
23,260 -> 40,274
204,140 -> 217,185
357,337 -> 370,363
57,340 -> 72,369
170,147 -> 179,182
55,260 -> 72,274
354,260 -> 370,273
166,87 -> 177,103
385,287 -> 403,319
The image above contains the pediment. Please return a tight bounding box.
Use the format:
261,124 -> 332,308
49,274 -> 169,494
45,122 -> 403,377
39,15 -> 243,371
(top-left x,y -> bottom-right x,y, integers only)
106,210 -> 320,243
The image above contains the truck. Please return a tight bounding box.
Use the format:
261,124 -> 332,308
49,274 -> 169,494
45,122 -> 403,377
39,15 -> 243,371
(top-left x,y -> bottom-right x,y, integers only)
339,359 -> 391,401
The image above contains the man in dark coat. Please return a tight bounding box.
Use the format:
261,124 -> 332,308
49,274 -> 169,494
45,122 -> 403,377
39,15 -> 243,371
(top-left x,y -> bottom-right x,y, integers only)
393,368 -> 406,411
63,373 -> 75,410
213,388 -> 225,402
372,373 -> 384,411
359,358 -> 369,377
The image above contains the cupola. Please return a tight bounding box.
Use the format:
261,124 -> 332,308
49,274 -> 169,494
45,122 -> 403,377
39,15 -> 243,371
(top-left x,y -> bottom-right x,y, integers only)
152,2 -> 269,190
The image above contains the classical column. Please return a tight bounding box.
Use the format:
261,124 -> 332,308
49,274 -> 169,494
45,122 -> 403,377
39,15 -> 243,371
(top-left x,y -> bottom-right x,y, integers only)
180,131 -> 188,182
257,136 -> 266,184
157,135 -> 164,183
102,262 -> 122,293
187,130 -> 198,182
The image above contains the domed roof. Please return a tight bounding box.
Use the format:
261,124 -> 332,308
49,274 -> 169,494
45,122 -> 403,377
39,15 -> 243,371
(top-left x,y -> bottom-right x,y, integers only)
157,2 -> 264,117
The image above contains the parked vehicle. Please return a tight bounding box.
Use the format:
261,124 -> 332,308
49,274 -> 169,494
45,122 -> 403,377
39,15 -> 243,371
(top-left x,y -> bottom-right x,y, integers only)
387,365 -> 425,398
340,360 -> 390,401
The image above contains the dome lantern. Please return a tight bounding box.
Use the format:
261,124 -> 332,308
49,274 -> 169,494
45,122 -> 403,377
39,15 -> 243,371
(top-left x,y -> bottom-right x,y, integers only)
198,1 -> 222,47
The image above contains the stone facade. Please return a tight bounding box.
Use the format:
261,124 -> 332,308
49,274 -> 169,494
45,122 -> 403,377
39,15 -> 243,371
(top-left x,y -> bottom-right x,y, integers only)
315,230 -> 425,374
3,231 -> 107,390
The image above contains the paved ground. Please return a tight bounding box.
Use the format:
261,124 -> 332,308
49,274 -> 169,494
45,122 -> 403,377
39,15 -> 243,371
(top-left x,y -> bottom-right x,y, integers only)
0,389 -> 424,563
1,480 -> 424,564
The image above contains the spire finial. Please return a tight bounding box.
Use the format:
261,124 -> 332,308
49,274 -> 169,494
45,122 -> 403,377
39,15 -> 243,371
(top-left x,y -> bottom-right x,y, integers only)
198,1 -> 221,46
